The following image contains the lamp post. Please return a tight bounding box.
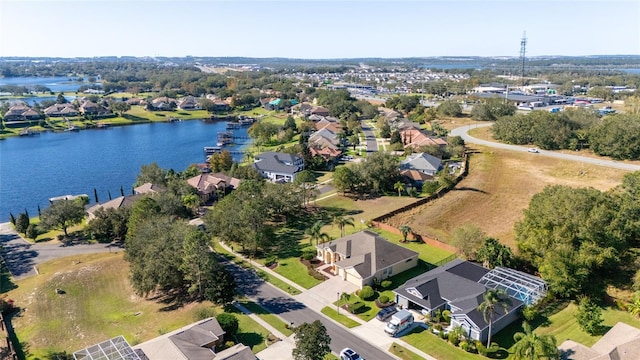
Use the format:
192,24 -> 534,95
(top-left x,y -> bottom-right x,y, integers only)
337,292 -> 340,315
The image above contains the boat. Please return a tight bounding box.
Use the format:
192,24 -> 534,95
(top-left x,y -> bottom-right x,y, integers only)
64,125 -> 79,132
167,117 -> 180,122
19,127 -> 40,136
226,122 -> 241,129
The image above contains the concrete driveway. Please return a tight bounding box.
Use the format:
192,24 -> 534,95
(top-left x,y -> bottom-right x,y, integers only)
0,222 -> 119,280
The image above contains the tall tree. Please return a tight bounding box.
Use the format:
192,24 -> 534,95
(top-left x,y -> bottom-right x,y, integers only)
180,230 -> 214,299
209,150 -> 234,173
394,181 -> 405,197
294,170 -> 317,206
477,289 -> 512,346
512,322 -> 559,360
476,237 -> 513,269
205,265 -> 236,305
333,215 -> 355,238
575,297 -> 603,335
135,163 -> 167,187
40,200 -> 85,237
451,224 -> 485,260
306,220 -> 329,246
292,320 -> 331,360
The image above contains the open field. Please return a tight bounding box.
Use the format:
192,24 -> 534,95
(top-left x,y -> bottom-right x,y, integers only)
6,253 -> 269,358
384,144 -> 629,248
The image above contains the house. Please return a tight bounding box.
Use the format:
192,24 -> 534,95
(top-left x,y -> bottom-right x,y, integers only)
80,101 -> 100,115
4,105 -> 42,121
394,259 -> 547,343
400,152 -> 443,176
187,173 -> 241,202
178,96 -> 201,110
400,169 -> 434,185
44,104 -> 78,117
310,106 -> 330,117
150,97 -> 177,110
212,100 -> 230,112
398,127 -> 447,150
73,335 -> 146,360
316,230 -> 419,288
310,146 -> 342,161
559,322 -> 640,360
133,318 -> 255,360
309,128 -> 340,147
260,98 -> 275,110
86,195 -> 141,220
297,103 -> 313,116
308,114 -> 325,122
252,152 -> 304,183
133,183 -> 164,195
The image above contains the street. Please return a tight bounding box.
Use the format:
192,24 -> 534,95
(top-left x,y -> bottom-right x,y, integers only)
227,262 -> 395,360
451,124 -> 640,172
360,122 -> 378,155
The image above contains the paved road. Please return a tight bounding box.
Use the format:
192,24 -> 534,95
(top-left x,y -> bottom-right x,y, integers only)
228,262 -> 395,360
361,122 -> 378,155
451,124 -> 640,172
0,222 -> 119,280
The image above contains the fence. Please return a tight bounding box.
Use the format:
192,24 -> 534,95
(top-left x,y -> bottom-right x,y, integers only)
370,152 -> 471,257
0,313 -> 17,360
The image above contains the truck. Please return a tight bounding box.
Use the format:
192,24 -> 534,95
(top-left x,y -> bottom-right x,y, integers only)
384,309 -> 414,337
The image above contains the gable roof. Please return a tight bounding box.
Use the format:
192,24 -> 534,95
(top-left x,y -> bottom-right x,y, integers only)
187,173 -> 240,194
87,195 -> 141,215
560,322 -> 640,360
401,169 -> 434,182
134,183 -> 164,194
400,153 -> 442,174
318,230 -> 418,279
168,318 -> 225,360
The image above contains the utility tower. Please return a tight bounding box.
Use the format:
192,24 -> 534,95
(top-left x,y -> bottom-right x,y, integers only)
519,31 -> 527,86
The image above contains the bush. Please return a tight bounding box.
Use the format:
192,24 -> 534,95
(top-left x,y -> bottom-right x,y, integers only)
433,323 -> 443,331
15,213 -> 29,234
476,341 -> 487,356
448,332 -> 461,346
307,267 -> 325,280
301,251 -> 315,261
358,286 -> 375,300
216,313 -> 239,335
380,280 -> 393,289
378,295 -> 389,304
25,224 -> 38,240
460,340 -> 469,352
194,307 -> 217,321
521,305 -> 538,321
264,256 -> 277,267
442,310 -> 451,323
347,301 -> 365,314
439,330 -> 447,340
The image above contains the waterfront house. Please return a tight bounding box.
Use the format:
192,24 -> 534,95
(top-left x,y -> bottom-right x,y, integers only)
394,259 -> 547,344
44,103 -> 78,117
212,100 -> 230,112
316,230 -> 419,288
178,96 -> 200,110
150,97 -> 177,111
86,195 -> 141,220
4,105 -> 42,121
186,173 -> 241,202
133,183 -> 164,195
80,101 -> 100,115
252,151 -> 304,183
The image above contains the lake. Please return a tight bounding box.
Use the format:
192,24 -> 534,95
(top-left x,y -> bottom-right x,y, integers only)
0,120 -> 251,220
0,76 -> 100,93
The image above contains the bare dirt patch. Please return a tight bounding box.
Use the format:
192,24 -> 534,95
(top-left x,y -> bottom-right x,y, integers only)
384,145 -> 629,248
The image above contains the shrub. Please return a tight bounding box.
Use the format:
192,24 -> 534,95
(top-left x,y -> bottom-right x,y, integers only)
302,251 -> 315,261
264,256 -> 277,267
460,340 -> 469,352
378,295 -> 389,304
380,280 -> 393,289
25,224 -> 38,240
521,305 -> 537,321
486,343 -> 500,357
476,341 -> 487,356
15,213 -> 29,234
433,323 -> 443,331
439,330 -> 447,340
358,285 -> 375,300
448,331 -> 461,346
216,313 -> 239,335
307,267 -> 325,280
194,307 -> 216,321
348,301 -> 365,314
442,310 -> 451,323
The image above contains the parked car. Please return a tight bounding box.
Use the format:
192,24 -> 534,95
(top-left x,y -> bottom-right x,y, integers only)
528,148 -> 539,153
375,306 -> 398,321
340,348 -> 364,360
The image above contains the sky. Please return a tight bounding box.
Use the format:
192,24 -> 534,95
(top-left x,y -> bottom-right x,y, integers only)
1,0 -> 639,59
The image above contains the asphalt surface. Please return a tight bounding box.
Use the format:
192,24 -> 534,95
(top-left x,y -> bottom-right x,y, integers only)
361,122 -> 378,155
0,222 -> 120,280
228,262 -> 395,360
451,123 -> 640,172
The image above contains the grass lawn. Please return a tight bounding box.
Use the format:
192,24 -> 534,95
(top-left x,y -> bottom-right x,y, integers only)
403,326 -> 480,360
272,258 -> 323,289
6,253 -> 270,358
371,228 -> 455,266
389,342 -> 425,360
237,300 -> 294,336
320,307 -> 361,328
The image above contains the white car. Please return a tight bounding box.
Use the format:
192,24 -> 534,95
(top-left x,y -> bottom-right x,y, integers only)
528,148 -> 539,153
340,348 -> 364,360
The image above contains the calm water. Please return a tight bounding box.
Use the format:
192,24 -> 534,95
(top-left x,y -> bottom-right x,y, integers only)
0,120 -> 250,220
0,76 -> 100,93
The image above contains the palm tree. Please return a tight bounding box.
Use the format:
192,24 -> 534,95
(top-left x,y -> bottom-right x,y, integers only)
512,322 -> 559,360
398,225 -> 412,242
477,288 -> 512,346
394,181 -> 405,197
333,215 -> 355,238
627,292 -> 640,318
306,220 -> 330,246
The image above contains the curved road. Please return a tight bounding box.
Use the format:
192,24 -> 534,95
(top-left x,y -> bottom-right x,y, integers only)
451,123 -> 640,172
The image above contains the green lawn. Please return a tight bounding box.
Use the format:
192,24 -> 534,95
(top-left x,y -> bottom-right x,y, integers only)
237,300 -> 294,336
389,342 -> 425,360
320,307 -> 361,328
403,326 -> 480,360
272,258 -> 323,289
371,228 -> 456,266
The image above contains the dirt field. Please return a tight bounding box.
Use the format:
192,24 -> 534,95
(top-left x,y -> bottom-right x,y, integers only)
384,144 -> 630,248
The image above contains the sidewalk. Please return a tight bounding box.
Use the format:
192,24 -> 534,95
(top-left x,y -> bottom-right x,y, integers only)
220,241 -> 437,360
233,301 -> 296,360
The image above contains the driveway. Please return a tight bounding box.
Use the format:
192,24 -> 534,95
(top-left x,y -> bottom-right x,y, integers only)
361,122 -> 378,155
0,222 -> 119,280
451,124 -> 640,172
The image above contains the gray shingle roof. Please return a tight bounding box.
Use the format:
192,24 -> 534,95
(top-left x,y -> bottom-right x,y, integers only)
252,152 -> 303,175
400,153 -> 442,174
168,318 -> 225,360
319,230 -> 419,279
